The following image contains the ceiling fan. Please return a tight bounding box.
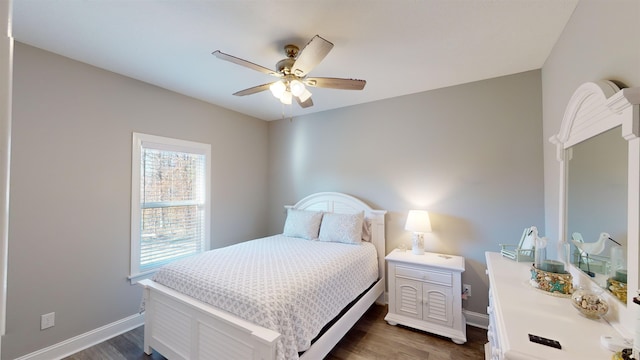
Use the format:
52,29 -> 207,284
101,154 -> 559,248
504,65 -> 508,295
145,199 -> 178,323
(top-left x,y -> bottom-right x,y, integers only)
212,35 -> 366,108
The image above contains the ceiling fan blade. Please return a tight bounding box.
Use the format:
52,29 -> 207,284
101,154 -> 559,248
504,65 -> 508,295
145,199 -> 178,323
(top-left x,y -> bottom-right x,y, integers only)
212,50 -> 281,77
291,35 -> 334,77
232,83 -> 273,96
296,96 -> 314,108
304,77 -> 366,90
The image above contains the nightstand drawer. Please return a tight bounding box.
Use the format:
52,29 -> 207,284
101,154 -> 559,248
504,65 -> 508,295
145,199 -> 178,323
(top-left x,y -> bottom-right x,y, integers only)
396,265 -> 452,286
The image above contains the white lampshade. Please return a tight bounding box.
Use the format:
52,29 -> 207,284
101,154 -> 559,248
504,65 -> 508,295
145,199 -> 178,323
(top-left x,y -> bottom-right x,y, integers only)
405,210 -> 432,233
279,91 -> 292,105
269,81 -> 286,98
290,80 -> 305,97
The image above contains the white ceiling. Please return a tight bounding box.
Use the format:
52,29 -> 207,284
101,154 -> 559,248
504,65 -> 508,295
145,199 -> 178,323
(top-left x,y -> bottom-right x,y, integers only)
12,0 -> 578,121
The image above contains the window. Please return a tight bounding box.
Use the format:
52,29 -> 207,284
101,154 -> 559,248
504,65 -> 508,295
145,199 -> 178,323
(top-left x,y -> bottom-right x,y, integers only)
130,133 -> 210,282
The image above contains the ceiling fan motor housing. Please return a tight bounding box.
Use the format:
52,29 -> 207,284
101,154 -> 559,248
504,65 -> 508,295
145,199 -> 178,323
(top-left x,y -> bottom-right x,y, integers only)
276,44 -> 299,75
276,58 -> 295,75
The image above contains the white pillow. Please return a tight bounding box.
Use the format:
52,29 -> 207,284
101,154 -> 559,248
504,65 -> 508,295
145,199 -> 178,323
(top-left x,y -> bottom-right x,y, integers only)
283,209 -> 323,240
361,218 -> 372,242
319,211 -> 364,244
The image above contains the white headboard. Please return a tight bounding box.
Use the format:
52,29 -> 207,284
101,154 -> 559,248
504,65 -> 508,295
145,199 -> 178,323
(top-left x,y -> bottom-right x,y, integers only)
285,192 -> 387,281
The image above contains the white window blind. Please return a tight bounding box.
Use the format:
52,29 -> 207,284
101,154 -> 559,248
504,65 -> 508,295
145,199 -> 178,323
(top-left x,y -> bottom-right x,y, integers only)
130,133 -> 211,282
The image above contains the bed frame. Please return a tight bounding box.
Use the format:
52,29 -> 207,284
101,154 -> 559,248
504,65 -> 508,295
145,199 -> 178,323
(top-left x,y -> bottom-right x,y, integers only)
139,192 -> 387,359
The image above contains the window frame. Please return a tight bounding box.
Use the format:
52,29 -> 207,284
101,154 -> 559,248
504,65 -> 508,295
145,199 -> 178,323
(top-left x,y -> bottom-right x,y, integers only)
129,132 -> 211,283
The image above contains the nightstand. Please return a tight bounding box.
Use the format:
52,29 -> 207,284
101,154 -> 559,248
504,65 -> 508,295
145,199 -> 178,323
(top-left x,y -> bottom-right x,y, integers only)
384,249 -> 466,344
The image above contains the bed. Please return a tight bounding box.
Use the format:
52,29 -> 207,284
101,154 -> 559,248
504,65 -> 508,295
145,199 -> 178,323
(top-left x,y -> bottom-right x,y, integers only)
138,192 -> 387,360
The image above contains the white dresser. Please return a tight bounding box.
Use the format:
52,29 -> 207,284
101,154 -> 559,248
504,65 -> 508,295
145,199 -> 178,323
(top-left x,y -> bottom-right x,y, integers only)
385,249 -> 466,344
485,252 -> 622,359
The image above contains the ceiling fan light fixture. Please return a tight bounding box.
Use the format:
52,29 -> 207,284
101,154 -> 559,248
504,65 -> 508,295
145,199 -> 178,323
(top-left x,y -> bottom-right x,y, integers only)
280,91 -> 292,105
298,88 -> 312,102
269,81 -> 286,98
290,80 -> 306,97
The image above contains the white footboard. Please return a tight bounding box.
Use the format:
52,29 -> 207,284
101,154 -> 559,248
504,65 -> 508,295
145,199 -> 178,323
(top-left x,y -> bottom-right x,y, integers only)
139,277 -> 384,360
139,279 -> 281,360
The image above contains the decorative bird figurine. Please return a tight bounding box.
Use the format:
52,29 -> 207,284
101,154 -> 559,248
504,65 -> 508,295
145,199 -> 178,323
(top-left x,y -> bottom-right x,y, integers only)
572,232 -> 621,255
571,232 -> 621,277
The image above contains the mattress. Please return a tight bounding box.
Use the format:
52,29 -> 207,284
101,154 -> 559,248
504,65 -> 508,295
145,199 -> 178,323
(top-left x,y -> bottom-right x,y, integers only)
152,234 -> 379,360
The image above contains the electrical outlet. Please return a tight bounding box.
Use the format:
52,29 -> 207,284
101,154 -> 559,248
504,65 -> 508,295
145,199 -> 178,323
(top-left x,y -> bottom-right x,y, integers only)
41,312 -> 55,330
463,284 -> 472,297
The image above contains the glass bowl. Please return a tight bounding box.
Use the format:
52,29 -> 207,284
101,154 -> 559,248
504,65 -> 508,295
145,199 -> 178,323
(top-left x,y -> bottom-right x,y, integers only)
571,288 -> 609,319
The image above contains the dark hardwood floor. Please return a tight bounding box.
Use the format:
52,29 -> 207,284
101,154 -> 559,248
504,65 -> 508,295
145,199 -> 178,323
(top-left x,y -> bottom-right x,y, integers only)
64,305 -> 487,359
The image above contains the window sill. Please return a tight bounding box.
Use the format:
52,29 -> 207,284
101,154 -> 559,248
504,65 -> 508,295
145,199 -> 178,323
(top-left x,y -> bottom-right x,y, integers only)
128,270 -> 157,285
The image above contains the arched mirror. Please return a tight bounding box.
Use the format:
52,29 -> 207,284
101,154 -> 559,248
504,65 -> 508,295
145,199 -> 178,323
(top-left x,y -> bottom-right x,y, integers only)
567,126 -> 627,286
550,80 -> 640,337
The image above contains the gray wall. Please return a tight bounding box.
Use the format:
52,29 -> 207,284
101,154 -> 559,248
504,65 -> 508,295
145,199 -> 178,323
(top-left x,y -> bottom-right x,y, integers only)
542,0 -> 640,257
268,70 -> 545,315
4,43 -> 270,360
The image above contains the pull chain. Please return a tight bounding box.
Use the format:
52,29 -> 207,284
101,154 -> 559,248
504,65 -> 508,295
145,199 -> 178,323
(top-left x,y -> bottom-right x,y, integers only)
280,103 -> 294,122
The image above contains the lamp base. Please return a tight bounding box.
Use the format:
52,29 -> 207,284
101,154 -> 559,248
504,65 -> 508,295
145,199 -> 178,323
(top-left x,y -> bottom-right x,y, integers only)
412,233 -> 425,255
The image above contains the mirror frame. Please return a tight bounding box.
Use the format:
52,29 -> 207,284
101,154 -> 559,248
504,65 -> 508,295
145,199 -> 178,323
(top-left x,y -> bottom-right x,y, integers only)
550,80 -> 640,336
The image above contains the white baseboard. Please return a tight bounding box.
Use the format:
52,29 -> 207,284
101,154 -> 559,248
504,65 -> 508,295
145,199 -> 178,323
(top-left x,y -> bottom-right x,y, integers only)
464,309 -> 489,329
15,313 -> 144,360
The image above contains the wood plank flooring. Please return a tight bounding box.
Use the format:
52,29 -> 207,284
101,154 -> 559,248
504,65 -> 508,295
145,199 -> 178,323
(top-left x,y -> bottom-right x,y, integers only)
64,305 -> 487,359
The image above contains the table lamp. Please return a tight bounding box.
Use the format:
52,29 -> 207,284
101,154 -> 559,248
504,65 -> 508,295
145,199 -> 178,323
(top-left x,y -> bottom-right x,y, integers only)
405,210 -> 432,255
